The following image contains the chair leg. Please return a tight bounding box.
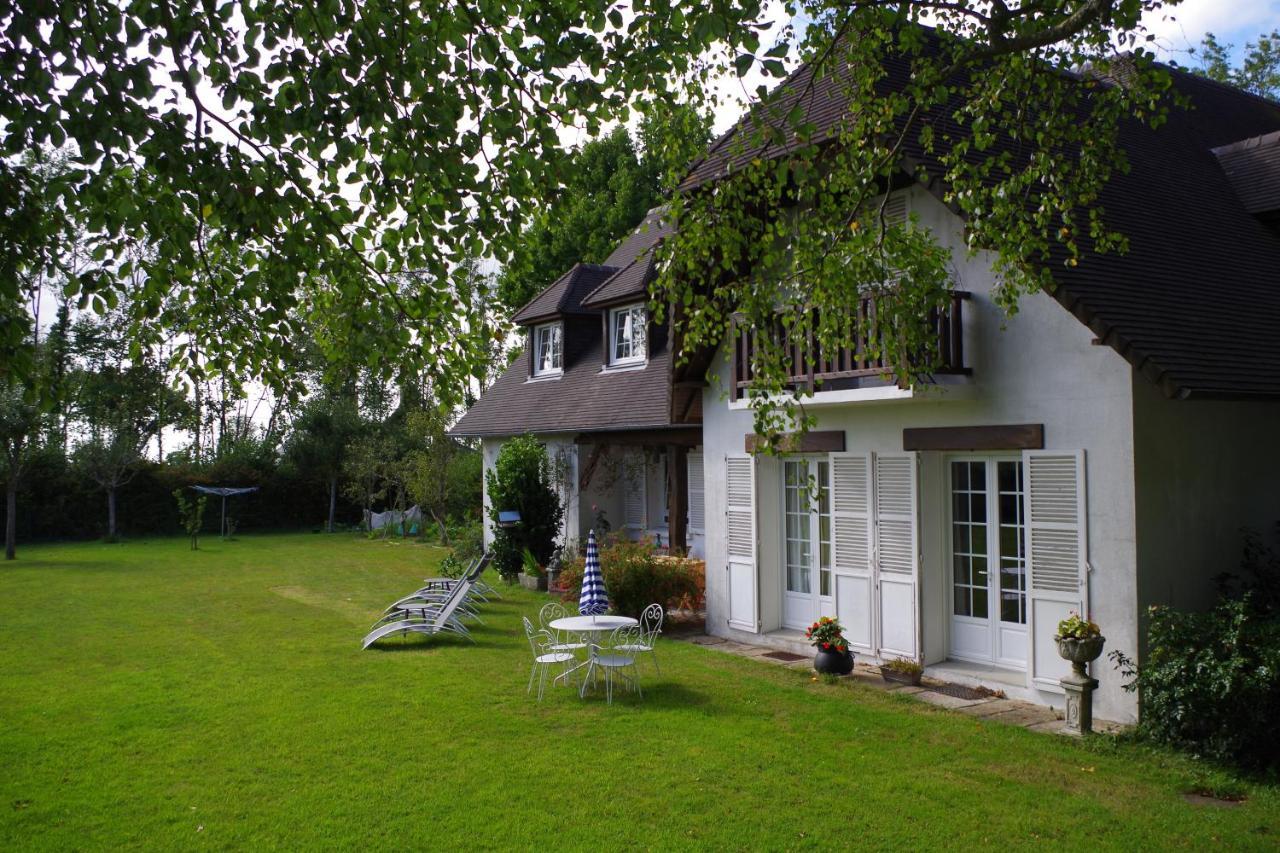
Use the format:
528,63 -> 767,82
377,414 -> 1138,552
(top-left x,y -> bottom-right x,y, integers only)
650,647 -> 660,676
528,663 -> 537,696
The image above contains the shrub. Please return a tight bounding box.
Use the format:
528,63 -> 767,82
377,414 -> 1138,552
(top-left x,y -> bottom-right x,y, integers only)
438,518 -> 485,578
485,435 -> 563,579
1112,526 -> 1280,772
559,536 -> 701,618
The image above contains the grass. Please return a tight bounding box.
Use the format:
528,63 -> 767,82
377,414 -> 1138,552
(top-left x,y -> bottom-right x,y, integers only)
1,533 -> 1277,850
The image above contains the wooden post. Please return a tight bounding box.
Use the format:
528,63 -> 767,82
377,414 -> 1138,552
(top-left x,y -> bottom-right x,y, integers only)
668,444 -> 688,554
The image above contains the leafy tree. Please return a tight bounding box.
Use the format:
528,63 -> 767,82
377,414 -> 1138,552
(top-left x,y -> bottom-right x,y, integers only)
404,407 -> 475,544
1195,31 -> 1280,99
342,433 -> 392,524
496,105 -> 712,312
283,395 -> 362,532
173,488 -> 207,551
485,435 -> 563,580
0,382 -> 39,559
72,362 -> 177,540
5,0 -> 1191,440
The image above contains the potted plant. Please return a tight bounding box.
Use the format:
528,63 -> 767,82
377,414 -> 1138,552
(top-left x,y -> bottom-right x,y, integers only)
517,548 -> 548,592
805,616 -> 854,675
879,658 -> 924,686
1054,611 -> 1105,675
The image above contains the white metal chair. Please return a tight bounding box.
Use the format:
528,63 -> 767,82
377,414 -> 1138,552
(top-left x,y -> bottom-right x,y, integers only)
615,603 -> 663,675
523,617 -> 577,701
539,602 -> 588,656
595,626 -> 644,704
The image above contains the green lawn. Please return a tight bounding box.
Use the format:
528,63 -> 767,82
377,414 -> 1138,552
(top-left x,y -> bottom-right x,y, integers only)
0,533 -> 1275,850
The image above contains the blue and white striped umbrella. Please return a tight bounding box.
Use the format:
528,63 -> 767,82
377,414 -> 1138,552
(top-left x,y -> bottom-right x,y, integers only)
578,529 -> 609,617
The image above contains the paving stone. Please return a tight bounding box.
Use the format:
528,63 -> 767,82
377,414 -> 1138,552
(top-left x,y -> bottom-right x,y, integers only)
957,699 -> 1024,718
915,690 -> 989,710
1027,719 -> 1069,734
984,705 -> 1060,727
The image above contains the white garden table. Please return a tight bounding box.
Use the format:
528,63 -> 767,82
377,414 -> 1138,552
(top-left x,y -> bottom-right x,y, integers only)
549,615 -> 638,696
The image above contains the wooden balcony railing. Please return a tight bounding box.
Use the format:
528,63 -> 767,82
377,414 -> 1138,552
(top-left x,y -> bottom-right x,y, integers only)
731,291 -> 971,400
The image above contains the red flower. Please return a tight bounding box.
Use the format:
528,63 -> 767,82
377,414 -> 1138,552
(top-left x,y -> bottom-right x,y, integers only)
822,641 -> 830,650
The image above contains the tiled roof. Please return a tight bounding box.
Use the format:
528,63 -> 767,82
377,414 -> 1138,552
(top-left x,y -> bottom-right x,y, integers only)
601,207 -> 673,267
510,263 -> 618,326
1213,129 -> 1280,215
679,37 -> 1280,399
581,253 -> 656,309
451,319 -> 674,437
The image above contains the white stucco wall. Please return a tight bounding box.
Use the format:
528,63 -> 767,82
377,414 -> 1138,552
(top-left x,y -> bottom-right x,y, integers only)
1131,378 -> 1280,622
700,184 -> 1142,721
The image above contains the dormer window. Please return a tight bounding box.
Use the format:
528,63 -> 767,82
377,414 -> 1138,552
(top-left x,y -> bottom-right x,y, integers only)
533,322 -> 563,377
609,304 -> 647,367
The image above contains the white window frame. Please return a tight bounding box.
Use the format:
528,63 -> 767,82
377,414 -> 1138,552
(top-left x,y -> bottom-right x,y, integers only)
609,304 -> 647,367
532,322 -> 563,377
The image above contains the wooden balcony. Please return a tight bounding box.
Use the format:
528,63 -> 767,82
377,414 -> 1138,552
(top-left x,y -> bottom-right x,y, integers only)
730,291 -> 971,400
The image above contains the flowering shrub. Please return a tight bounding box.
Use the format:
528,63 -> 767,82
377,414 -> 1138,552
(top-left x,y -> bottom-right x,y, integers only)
805,616 -> 848,653
558,536 -> 701,618
1056,611 -> 1101,639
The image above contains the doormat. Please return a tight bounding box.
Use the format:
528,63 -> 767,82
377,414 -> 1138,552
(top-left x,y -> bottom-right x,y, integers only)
761,651 -> 808,662
931,683 -> 1001,701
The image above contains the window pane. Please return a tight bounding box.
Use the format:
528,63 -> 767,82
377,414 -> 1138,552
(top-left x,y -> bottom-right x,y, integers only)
953,492 -> 969,522
972,587 -> 988,619
954,587 -> 970,617
953,523 -> 969,554
953,461 -> 968,490
953,554 -> 970,586
1000,591 -> 1021,624
970,462 -> 986,491
971,492 -> 987,526
820,569 -> 831,597
972,555 -> 988,585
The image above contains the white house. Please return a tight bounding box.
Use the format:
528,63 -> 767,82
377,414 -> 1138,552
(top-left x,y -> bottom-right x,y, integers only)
455,58 -> 1280,723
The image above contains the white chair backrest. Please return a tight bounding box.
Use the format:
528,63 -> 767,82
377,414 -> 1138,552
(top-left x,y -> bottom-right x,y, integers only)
431,574 -> 474,629
640,603 -> 664,639
539,601 -> 568,631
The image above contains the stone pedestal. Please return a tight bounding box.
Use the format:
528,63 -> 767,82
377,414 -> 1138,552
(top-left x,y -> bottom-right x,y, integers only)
1061,663 -> 1098,735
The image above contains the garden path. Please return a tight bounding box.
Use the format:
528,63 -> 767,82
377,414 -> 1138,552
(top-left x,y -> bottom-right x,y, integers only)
667,631 -> 1128,736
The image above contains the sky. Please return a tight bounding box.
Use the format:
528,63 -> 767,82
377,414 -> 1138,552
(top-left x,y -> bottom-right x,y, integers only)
1142,0 -> 1280,68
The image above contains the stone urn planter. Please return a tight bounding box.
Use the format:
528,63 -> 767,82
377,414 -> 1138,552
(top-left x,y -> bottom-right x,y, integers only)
1056,633 -> 1105,735
813,648 -> 855,675
518,572 -> 548,592
1055,635 -> 1105,677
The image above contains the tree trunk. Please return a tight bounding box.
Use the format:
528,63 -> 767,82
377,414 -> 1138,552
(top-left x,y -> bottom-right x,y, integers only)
107,487 -> 117,539
328,476 -> 337,533
432,510 -> 448,546
5,476 -> 16,560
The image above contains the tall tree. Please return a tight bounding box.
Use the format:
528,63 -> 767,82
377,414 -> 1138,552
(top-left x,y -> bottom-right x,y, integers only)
283,395 -> 362,533
496,105 -> 713,313
0,381 -> 39,559
5,0 -> 1188,435
405,407 -> 462,544
1195,31 -> 1280,99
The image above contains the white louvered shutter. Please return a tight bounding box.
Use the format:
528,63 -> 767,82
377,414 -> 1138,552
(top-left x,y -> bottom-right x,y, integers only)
874,453 -> 919,660
725,454 -> 758,632
883,191 -> 908,226
686,452 -> 705,534
830,452 -> 875,653
623,451 -> 646,530
1024,450 -> 1088,690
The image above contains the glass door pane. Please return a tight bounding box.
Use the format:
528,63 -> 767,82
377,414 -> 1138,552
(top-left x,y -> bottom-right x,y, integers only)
817,460 -> 832,597
951,460 -> 988,619
784,461 -> 812,594
996,460 -> 1027,625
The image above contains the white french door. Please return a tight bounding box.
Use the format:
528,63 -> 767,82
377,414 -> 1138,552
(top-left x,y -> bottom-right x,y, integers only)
781,459 -> 833,630
948,458 -> 1028,669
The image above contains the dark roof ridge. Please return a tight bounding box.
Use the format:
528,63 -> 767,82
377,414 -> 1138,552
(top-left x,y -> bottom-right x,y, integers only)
1159,60 -> 1280,111
1212,128 -> 1280,155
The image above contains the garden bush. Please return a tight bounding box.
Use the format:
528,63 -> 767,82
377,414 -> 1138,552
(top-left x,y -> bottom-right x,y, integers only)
484,435 -> 562,579
1112,526 -> 1280,772
559,536 -> 702,618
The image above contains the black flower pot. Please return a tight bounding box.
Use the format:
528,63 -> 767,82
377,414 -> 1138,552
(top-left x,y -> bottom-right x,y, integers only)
813,648 -> 854,675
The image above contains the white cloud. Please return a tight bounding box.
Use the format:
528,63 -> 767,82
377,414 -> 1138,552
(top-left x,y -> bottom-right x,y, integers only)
1143,0 -> 1280,64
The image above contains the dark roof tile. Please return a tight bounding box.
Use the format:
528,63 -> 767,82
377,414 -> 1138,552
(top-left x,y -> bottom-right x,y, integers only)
510,263 -> 618,325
